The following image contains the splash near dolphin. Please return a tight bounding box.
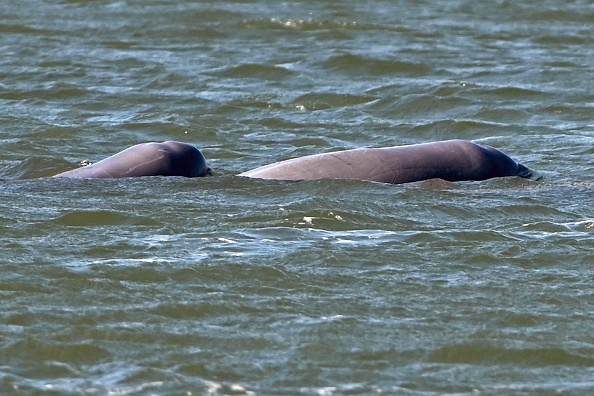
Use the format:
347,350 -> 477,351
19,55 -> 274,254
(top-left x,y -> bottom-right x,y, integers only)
53,139 -> 537,184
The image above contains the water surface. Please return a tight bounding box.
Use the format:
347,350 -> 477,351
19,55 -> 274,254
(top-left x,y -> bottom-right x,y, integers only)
1,0 -> 593,394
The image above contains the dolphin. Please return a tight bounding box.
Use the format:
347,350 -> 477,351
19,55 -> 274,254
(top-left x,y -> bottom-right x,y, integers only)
238,139 -> 536,184
53,141 -> 210,178
53,139 -> 537,184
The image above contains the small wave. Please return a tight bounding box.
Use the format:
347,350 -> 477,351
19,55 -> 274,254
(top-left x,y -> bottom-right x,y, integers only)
54,210 -> 162,227
243,17 -> 424,36
472,107 -> 531,123
3,338 -> 110,365
428,343 -> 594,366
517,220 -> 594,238
540,104 -> 594,123
202,381 -> 254,395
0,23 -> 52,35
243,18 -> 362,32
531,9 -> 594,23
2,157 -> 63,180
568,220 -> 594,230
409,119 -> 512,139
483,86 -> 548,99
454,84 -> 550,102
209,63 -> 294,80
322,53 -> 432,76
0,82 -> 89,102
367,94 -> 471,120
291,92 -> 378,111
532,35 -> 589,45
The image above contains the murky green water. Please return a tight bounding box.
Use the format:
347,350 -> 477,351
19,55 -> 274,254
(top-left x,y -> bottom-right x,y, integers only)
1,0 -> 593,394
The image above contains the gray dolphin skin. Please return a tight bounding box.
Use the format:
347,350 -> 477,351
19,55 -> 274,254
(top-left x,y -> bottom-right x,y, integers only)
239,139 -> 536,184
53,141 -> 210,178
53,139 -> 536,184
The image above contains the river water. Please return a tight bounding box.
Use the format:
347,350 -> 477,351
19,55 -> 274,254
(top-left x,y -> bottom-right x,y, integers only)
1,0 -> 593,394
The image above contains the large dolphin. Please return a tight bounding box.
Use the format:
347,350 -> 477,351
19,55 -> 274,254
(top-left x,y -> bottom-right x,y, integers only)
53,141 -> 210,178
53,139 -> 537,184
239,139 -> 536,184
